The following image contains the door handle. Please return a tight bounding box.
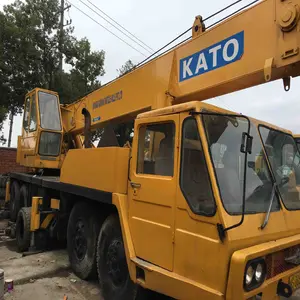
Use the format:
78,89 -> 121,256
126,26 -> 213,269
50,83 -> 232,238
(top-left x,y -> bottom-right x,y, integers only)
130,182 -> 141,188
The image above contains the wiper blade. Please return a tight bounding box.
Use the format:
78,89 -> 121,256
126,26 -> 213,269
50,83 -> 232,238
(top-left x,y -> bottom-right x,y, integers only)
260,182 -> 276,230
260,177 -> 289,230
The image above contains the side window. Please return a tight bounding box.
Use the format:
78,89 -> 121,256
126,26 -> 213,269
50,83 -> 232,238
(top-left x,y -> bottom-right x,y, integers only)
180,118 -> 215,216
29,95 -> 37,131
23,97 -> 30,132
137,122 -> 175,176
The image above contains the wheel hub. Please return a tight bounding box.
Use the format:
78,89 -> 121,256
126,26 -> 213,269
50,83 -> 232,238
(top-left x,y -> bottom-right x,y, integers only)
106,239 -> 127,287
73,220 -> 87,261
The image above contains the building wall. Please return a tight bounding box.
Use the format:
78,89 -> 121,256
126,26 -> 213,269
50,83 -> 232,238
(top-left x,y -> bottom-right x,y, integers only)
0,147 -> 28,174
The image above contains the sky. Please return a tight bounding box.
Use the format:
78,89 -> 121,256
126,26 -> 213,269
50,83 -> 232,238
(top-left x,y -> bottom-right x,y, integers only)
2,0 -> 300,147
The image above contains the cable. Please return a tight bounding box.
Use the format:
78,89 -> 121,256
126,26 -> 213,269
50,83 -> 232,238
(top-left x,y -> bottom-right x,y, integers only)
136,0 -> 259,66
135,28 -> 191,68
68,1 -> 147,57
85,0 -> 154,52
72,0 -> 260,99
78,0 -> 152,54
203,0 -> 245,22
206,0 -> 260,30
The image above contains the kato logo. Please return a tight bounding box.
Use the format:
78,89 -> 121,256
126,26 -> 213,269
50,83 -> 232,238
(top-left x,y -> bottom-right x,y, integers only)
179,31 -> 244,82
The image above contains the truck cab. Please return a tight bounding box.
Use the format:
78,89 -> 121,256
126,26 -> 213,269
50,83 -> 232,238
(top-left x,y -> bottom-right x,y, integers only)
17,88 -> 64,170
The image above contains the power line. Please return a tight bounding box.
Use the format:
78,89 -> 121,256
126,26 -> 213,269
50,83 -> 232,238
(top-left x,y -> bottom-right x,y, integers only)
85,0 -> 154,53
77,0 -> 152,54
67,1 -> 147,57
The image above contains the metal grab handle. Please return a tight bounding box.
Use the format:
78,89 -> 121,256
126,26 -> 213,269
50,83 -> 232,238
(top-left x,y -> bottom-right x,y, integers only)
130,182 -> 141,188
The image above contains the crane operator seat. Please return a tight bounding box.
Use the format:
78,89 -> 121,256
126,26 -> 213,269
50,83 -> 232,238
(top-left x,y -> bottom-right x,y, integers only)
155,127 -> 174,176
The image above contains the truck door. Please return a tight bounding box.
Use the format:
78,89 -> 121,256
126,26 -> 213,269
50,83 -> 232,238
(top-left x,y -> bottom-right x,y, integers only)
129,114 -> 179,271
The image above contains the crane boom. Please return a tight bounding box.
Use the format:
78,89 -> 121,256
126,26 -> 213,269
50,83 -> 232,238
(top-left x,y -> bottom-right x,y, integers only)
63,0 -> 300,135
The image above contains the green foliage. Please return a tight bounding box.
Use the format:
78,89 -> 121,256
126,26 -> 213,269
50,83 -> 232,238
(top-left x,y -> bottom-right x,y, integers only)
117,59 -> 135,77
0,0 -> 105,136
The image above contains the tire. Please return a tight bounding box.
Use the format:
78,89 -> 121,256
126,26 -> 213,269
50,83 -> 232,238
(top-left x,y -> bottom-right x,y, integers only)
16,207 -> 31,252
67,202 -> 101,280
10,181 -> 21,222
0,177 -> 5,188
97,214 -> 137,300
20,184 -> 28,208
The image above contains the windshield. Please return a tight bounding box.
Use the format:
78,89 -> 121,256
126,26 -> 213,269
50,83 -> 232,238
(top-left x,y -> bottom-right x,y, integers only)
38,91 -> 61,131
259,127 -> 300,210
202,114 -> 280,215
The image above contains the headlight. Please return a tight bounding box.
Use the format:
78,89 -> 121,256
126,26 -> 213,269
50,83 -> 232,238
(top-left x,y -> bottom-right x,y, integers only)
255,263 -> 263,282
245,265 -> 254,286
244,258 -> 266,291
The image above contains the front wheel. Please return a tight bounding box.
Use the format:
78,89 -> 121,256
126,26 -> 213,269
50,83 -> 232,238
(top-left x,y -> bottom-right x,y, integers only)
97,214 -> 137,300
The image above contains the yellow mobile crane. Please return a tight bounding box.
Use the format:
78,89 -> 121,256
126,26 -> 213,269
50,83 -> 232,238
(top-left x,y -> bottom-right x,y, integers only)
6,0 -> 300,299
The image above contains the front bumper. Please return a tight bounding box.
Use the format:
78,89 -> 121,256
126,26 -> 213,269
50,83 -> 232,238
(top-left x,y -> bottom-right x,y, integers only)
227,233 -> 300,300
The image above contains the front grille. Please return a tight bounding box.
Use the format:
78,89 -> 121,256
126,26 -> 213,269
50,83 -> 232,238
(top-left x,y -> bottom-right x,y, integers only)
266,244 -> 300,279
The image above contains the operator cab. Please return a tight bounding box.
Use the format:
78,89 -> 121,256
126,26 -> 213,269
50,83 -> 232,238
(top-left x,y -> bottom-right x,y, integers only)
17,88 -> 63,170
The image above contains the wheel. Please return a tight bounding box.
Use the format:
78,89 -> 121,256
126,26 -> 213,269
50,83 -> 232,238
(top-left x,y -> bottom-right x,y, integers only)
20,184 -> 28,207
0,177 -> 4,188
67,202 -> 101,280
9,181 -> 21,222
97,214 -> 137,300
16,207 -> 31,252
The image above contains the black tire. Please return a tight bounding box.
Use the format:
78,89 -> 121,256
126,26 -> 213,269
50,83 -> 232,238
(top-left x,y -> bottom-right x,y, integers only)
16,207 -> 31,252
67,202 -> 101,280
10,181 -> 21,222
20,184 -> 28,208
97,214 -> 137,300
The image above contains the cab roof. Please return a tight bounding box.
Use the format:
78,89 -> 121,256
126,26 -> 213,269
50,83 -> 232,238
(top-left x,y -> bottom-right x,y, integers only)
137,101 -> 292,135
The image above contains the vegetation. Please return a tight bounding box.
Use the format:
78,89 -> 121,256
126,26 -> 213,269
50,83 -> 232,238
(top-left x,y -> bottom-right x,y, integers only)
0,0 -> 105,143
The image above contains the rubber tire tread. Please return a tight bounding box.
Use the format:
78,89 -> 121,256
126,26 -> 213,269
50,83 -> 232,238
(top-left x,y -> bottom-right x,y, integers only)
20,184 -> 28,208
97,214 -> 137,300
67,202 -> 101,280
0,176 -> 6,188
16,207 -> 31,252
10,181 -> 20,222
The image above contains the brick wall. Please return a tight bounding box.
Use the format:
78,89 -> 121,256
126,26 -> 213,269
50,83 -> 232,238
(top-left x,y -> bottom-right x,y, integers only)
0,147 -> 29,174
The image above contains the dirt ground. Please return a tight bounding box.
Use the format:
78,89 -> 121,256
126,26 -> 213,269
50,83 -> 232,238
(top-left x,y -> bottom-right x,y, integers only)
4,273 -> 102,300
0,219 -> 102,300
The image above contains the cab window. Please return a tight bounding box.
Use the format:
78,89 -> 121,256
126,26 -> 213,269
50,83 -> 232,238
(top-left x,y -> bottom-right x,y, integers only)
23,97 -> 30,132
29,95 -> 37,132
180,117 -> 215,216
137,123 -> 175,176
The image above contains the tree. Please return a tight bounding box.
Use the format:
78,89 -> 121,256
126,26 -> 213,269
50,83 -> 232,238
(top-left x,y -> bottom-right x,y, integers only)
66,38 -> 105,96
117,59 -> 135,77
0,0 -> 106,139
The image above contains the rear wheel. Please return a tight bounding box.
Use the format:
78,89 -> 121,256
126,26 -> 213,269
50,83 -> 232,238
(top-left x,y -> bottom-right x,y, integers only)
97,214 -> 137,300
10,181 -> 20,222
16,207 -> 31,252
20,184 -> 28,208
67,202 -> 101,280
